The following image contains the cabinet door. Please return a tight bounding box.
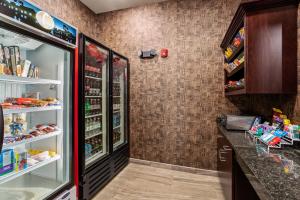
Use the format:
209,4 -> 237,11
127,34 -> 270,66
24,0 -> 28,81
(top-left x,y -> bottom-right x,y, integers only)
217,129 -> 233,200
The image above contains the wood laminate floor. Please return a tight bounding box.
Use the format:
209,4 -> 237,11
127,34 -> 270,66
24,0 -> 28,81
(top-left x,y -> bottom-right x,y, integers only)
92,163 -> 225,200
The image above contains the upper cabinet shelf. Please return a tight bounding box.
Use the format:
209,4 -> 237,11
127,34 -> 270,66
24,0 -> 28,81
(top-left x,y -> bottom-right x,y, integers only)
221,0 -> 298,95
0,75 -> 61,85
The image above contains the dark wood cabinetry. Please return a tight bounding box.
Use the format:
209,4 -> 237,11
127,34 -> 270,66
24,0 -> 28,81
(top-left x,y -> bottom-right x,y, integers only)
221,0 -> 298,95
217,129 -> 233,200
217,128 -> 260,200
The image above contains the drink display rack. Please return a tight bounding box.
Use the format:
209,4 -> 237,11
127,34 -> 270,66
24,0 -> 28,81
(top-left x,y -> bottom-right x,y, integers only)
83,40 -> 108,166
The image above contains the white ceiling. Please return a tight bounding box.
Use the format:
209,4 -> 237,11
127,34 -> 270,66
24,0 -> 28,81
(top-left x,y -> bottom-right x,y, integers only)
80,0 -> 168,14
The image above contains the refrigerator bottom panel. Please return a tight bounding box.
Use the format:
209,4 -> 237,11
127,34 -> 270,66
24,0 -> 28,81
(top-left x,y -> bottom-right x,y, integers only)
82,156 -> 111,200
112,145 -> 129,176
0,173 -> 62,200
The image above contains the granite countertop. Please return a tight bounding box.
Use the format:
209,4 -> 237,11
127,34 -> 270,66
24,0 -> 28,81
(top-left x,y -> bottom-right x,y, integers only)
218,125 -> 300,200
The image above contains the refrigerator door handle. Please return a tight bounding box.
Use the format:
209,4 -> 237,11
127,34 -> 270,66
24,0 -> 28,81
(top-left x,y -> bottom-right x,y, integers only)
0,105 -> 4,152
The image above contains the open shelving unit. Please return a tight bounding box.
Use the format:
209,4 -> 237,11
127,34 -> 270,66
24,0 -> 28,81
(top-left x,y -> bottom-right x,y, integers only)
220,0 -> 298,96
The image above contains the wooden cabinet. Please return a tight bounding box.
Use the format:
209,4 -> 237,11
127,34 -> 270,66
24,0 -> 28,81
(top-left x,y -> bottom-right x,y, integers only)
217,127 -> 261,200
221,0 -> 298,95
217,129 -> 233,200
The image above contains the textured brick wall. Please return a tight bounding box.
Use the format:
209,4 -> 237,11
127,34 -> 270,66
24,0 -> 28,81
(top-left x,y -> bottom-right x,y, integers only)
97,0 -> 242,170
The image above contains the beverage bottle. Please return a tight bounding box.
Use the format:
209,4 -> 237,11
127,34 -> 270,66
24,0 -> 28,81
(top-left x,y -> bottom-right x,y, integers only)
85,99 -> 91,115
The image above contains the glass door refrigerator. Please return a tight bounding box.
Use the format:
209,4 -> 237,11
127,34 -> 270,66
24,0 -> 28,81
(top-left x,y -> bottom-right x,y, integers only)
0,1 -> 76,199
110,51 -> 129,175
77,34 -> 110,200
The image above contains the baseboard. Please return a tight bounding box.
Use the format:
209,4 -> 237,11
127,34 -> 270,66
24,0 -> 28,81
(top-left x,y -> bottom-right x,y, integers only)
129,158 -> 218,177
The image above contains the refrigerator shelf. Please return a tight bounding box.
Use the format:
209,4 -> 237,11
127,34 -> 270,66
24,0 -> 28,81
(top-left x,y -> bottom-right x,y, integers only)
113,96 -> 121,98
85,126 -> 101,132
0,155 -> 61,185
3,106 -> 63,115
86,151 -> 104,166
113,110 -> 120,113
113,125 -> 121,129
85,132 -> 102,140
113,140 -> 123,148
0,75 -> 61,85
85,96 -> 102,98
85,75 -> 102,81
85,113 -> 102,119
3,130 -> 62,150
113,81 -> 120,84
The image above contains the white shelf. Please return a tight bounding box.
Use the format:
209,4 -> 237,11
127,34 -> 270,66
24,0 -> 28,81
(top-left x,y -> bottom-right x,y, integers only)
85,76 -> 102,81
3,131 -> 62,150
85,132 -> 102,140
85,125 -> 101,132
113,81 -> 120,84
0,75 -> 61,85
113,125 -> 121,129
85,113 -> 102,119
0,155 -> 60,185
113,110 -> 120,113
113,140 -> 123,149
86,151 -> 104,166
113,96 -> 121,98
85,96 -> 102,98
3,106 -> 62,115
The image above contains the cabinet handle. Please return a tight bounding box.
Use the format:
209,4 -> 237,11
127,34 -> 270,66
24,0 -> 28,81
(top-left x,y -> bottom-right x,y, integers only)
218,150 -> 227,162
223,145 -> 232,151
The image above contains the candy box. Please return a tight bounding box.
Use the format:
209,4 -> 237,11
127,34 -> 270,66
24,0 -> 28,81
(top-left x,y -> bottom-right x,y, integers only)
0,149 -> 14,176
15,148 -> 27,171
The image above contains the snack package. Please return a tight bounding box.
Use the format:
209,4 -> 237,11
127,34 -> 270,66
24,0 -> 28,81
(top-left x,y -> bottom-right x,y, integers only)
260,133 -> 276,144
0,149 -> 14,176
269,137 -> 281,146
3,114 -> 12,135
272,130 -> 288,138
14,148 -> 27,171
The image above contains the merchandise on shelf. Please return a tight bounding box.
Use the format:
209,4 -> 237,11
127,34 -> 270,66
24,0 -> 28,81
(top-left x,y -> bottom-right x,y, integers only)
112,85 -> 120,96
113,129 -> 121,144
85,117 -> 101,132
85,65 -> 101,78
225,78 -> 245,91
14,148 -> 27,172
85,98 -> 101,115
85,135 -> 103,158
0,44 -> 40,78
224,52 -> 244,73
249,108 -> 300,147
113,113 -> 120,127
0,97 -> 61,109
224,27 -> 245,60
3,123 -> 59,145
0,149 -> 14,176
85,77 -> 102,96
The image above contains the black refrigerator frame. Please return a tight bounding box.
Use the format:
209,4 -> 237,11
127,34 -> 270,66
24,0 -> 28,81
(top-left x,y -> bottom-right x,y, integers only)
78,33 -> 111,200
78,34 -> 129,200
0,17 -> 75,200
109,50 -> 130,176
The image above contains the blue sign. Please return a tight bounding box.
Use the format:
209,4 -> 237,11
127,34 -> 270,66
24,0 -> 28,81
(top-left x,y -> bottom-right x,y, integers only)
0,0 -> 77,46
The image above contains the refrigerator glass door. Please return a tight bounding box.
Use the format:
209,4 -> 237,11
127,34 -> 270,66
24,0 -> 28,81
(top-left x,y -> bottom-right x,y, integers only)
112,54 -> 128,151
84,40 -> 109,166
0,26 -> 72,199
